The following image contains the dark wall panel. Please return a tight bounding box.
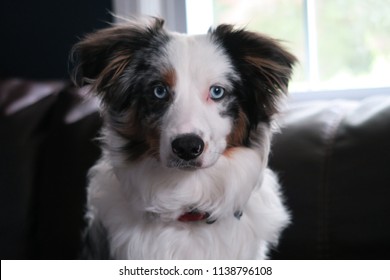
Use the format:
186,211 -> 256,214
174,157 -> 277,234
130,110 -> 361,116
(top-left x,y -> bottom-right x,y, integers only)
0,0 -> 113,79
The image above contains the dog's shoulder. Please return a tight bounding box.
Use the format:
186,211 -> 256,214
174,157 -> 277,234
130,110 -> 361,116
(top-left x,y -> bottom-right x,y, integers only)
81,158 -> 117,259
80,220 -> 111,260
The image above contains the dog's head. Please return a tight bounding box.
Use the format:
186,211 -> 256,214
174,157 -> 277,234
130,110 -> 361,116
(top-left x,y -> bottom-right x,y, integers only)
72,19 -> 296,169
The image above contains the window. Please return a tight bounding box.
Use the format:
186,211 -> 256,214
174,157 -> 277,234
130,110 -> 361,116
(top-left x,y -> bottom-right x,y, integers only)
187,0 -> 390,92
113,0 -> 390,93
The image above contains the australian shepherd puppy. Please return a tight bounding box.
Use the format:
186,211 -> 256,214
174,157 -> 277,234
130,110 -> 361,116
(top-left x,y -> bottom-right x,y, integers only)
72,18 -> 296,259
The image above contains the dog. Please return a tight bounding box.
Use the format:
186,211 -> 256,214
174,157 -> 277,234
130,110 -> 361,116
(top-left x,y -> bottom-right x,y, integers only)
72,18 -> 296,259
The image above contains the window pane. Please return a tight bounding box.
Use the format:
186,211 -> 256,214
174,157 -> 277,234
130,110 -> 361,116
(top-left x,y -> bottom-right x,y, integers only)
316,0 -> 390,89
213,0 -> 306,91
212,0 -> 390,91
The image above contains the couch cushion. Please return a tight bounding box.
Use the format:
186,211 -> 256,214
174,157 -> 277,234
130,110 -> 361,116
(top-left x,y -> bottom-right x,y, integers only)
269,94 -> 390,259
0,79 -> 102,259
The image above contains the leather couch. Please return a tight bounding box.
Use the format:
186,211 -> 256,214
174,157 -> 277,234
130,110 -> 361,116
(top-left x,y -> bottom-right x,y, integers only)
269,90 -> 390,259
1,79 -> 389,259
0,79 -> 102,259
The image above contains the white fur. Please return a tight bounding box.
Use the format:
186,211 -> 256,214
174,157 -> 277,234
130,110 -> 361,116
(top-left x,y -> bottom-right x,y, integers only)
88,147 -> 289,259
160,34 -> 239,168
85,31 -> 290,259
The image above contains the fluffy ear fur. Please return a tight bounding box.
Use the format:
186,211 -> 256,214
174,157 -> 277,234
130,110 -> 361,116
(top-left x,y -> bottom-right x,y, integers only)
210,25 -> 297,124
71,18 -> 166,100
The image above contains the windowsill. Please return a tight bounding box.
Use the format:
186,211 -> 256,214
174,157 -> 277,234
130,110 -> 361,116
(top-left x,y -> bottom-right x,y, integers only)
290,86 -> 390,102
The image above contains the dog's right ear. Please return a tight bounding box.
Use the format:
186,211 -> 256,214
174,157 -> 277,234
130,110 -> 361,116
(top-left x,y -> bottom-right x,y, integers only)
71,18 -> 165,95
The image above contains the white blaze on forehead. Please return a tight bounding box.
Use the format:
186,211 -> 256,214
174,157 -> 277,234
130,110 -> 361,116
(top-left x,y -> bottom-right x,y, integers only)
164,33 -> 235,134
167,34 -> 237,97
164,33 -> 237,130
158,33 -> 238,168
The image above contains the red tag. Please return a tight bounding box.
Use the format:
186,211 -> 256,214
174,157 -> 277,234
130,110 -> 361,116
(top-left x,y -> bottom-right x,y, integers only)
178,211 -> 208,222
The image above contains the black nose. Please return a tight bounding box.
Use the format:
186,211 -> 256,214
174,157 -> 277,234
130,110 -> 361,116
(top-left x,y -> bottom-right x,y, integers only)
171,134 -> 205,161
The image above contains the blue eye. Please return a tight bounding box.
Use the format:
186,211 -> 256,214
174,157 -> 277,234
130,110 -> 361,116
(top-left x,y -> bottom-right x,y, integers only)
153,85 -> 169,99
209,86 -> 225,100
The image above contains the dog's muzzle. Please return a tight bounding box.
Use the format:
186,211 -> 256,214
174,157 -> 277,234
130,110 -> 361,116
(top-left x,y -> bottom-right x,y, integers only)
171,133 -> 204,161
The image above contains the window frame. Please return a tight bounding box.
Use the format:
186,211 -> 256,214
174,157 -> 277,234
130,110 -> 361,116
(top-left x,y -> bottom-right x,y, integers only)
112,0 -> 187,32
113,0 -> 390,98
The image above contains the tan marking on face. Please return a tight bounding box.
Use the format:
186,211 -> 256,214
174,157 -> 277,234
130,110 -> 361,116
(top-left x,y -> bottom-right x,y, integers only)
224,109 -> 249,157
163,68 -> 177,89
145,128 -> 161,160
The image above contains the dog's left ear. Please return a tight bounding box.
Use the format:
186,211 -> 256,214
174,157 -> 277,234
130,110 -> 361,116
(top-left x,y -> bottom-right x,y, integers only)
210,25 -> 297,122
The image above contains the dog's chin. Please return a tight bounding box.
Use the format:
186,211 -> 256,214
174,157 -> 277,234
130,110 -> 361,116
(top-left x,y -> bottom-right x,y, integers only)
165,156 -> 218,170
166,159 -> 204,170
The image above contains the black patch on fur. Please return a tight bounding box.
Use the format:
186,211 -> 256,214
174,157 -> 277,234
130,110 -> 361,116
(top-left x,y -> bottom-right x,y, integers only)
80,220 -> 111,259
209,25 -> 297,132
72,19 -> 174,160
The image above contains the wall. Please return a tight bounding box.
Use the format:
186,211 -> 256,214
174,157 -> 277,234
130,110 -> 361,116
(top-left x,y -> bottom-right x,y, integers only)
0,0 -> 113,80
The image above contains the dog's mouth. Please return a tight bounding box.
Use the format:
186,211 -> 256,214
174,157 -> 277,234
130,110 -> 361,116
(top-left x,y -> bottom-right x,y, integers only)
162,134 -> 224,170
165,133 -> 207,170
167,158 -> 203,170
